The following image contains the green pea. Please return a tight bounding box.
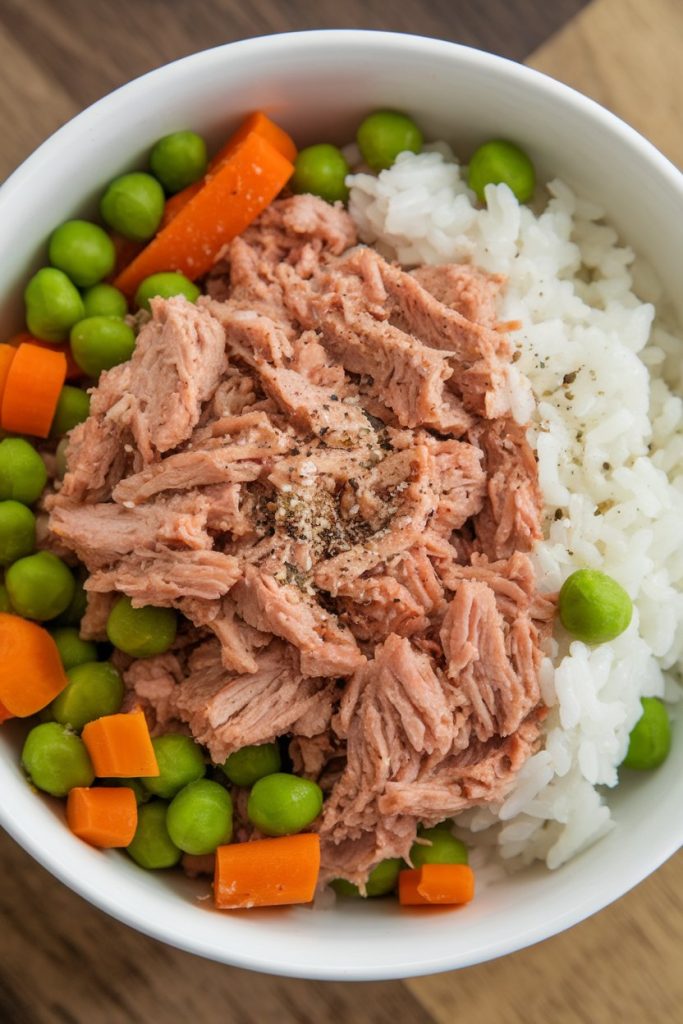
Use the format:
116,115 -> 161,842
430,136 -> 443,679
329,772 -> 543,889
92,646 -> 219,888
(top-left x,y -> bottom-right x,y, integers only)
50,626 -> 97,669
141,734 -> 205,799
166,779 -> 233,855
126,801 -> 181,869
6,551 -> 75,621
48,220 -> 116,288
221,742 -> 281,787
357,110 -> 423,171
409,825 -> 469,867
102,776 -> 150,805
50,573 -> 87,627
0,582 -> 11,613
55,439 -> 69,481
82,282 -> 128,320
51,661 -> 123,730
106,596 -> 177,658
134,272 -> 200,313
332,857 -> 403,898
0,500 -> 35,565
0,438 -> 47,505
247,773 -> 323,836
24,267 -> 85,343
50,386 -> 90,437
559,569 -> 633,644
621,697 -> 671,770
70,316 -> 135,377
100,172 -> 165,242
467,139 -> 536,204
150,130 -> 208,194
21,722 -> 94,797
291,144 -> 350,203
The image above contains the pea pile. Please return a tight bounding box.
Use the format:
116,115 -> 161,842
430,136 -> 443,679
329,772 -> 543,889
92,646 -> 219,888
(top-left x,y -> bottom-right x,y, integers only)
22,129 -> 206,380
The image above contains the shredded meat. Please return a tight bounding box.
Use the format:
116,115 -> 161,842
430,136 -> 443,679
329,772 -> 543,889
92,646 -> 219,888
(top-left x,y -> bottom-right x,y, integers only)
48,194 -> 548,888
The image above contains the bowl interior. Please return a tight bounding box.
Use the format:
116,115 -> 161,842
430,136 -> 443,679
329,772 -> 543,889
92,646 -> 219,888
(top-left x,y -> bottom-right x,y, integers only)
0,31 -> 681,979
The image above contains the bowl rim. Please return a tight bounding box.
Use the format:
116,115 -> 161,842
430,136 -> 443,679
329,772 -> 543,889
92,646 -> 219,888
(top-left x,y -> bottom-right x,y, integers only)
1,28 -> 682,981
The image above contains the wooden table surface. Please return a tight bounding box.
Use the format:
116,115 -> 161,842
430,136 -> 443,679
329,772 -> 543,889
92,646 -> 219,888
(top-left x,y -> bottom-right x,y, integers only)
1,2 -> 682,1021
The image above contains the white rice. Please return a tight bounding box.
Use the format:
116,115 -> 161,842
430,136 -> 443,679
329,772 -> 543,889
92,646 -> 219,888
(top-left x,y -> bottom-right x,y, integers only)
347,147 -> 683,870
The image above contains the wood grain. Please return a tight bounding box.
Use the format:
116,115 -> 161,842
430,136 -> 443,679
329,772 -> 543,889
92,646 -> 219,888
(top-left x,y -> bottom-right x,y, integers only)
0,828 -> 432,1024
0,0 -> 586,181
1,1 -> 682,1022
529,0 -> 683,168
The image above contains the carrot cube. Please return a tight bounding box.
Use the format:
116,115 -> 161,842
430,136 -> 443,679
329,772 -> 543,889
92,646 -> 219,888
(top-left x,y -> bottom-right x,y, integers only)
67,786 -> 138,848
82,709 -> 159,777
0,613 -> 67,717
399,864 -> 475,906
214,833 -> 320,909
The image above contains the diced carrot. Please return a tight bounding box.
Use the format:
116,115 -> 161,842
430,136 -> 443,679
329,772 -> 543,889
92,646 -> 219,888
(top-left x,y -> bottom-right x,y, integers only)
0,698 -> 15,724
6,332 -> 83,382
82,709 -> 159,778
0,345 -> 16,407
214,833 -> 321,909
1,342 -> 67,438
116,131 -> 293,296
0,613 -> 68,717
160,111 -> 297,230
398,864 -> 475,906
66,786 -> 138,848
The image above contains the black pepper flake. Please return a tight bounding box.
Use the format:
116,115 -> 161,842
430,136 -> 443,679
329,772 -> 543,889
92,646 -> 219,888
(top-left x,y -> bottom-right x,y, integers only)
602,461 -> 611,471
563,371 -> 578,385
554,509 -> 563,521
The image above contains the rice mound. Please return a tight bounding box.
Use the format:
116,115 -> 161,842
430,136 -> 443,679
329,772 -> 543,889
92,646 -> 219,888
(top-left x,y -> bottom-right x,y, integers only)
348,146 -> 683,870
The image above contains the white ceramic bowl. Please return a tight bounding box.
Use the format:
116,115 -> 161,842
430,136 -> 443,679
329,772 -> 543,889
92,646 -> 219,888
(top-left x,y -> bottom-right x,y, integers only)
1,30 -> 682,981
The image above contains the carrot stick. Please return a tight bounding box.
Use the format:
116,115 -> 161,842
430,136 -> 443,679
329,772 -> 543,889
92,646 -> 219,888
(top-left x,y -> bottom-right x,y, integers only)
66,786 -> 138,848
0,698 -> 15,724
398,864 -> 475,906
160,112 -> 297,230
159,185 -> 202,230
210,111 -> 297,167
0,613 -> 68,716
0,345 -> 16,407
82,709 -> 159,778
116,131 -> 293,296
214,833 -> 321,909
7,332 -> 83,382
1,342 -> 67,438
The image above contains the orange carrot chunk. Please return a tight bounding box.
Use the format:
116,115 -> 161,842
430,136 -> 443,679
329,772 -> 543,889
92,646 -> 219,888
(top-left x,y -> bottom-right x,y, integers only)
0,613 -> 68,716
7,333 -> 83,382
115,131 -> 294,296
211,110 -> 298,167
214,833 -> 321,909
399,864 -> 475,906
1,342 -> 67,438
160,111 -> 297,230
0,345 -> 16,405
0,698 -> 15,724
66,786 -> 138,848
82,709 -> 159,778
